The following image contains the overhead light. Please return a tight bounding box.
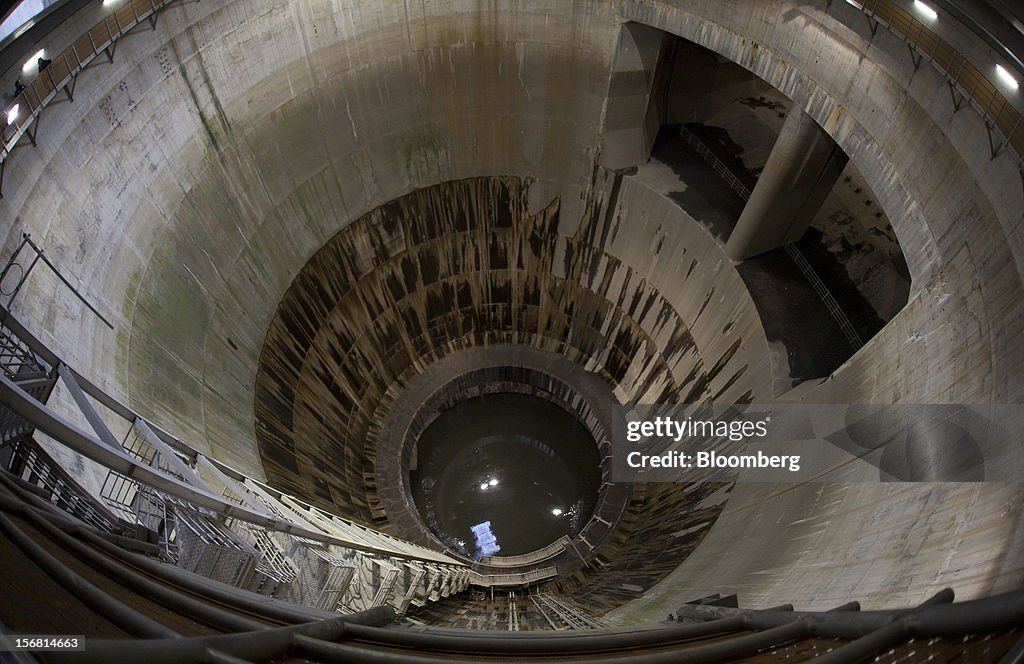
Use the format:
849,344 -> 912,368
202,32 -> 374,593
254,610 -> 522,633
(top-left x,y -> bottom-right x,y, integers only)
996,64 -> 1019,90
913,0 -> 937,20
488,478 -> 498,487
479,482 -> 488,491
6,104 -> 18,126
23,49 -> 44,73
551,508 -> 563,516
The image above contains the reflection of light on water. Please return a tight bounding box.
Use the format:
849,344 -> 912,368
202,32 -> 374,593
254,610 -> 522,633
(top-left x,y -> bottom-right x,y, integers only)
567,500 -> 583,532
470,521 -> 501,557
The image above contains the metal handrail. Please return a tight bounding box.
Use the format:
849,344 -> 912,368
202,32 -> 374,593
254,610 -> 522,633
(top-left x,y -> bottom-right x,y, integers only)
468,567 -> 558,586
478,535 -> 570,567
783,244 -> 864,349
678,126 -> 752,202
0,310 -> 577,593
0,306 -> 467,568
848,0 -> 1023,164
1,0 -> 169,162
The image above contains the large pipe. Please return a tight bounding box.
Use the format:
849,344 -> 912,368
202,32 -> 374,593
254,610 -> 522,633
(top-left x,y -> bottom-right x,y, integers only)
334,617 -> 747,654
0,509 -> 178,639
674,589 -> 1023,640
293,621 -> 809,663
9,500 -> 271,633
50,607 -> 395,664
0,475 -> 345,625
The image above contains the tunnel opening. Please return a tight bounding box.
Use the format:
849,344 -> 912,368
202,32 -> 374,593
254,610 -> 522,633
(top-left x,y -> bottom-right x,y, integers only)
603,25 -> 913,387
252,174 -> 760,611
409,391 -> 601,559
0,0 -> 1020,646
400,363 -> 608,560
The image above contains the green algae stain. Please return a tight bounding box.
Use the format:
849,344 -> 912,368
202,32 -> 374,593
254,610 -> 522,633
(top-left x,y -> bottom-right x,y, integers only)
403,129 -> 443,183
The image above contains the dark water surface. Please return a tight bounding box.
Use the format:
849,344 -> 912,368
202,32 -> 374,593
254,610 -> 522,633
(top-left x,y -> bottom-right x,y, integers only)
410,393 -> 601,558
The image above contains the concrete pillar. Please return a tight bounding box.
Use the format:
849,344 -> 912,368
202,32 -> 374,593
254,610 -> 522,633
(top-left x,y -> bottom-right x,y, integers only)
725,108 -> 848,261
600,23 -> 673,171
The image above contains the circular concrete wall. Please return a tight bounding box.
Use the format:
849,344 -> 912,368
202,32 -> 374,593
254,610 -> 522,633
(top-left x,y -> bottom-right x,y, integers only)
1,0 -> 1021,618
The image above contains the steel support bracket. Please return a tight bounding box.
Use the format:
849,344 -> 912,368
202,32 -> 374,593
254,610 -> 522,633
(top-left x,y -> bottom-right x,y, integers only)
864,14 -> 879,37
907,43 -> 923,71
24,118 -> 38,147
948,81 -> 965,112
985,121 -> 1009,159
63,74 -> 78,103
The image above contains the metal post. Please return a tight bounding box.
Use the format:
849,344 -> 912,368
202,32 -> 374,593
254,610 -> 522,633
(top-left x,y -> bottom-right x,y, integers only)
865,15 -> 878,37
134,416 -> 210,489
64,75 -> 77,103
1,250 -> 42,318
19,234 -> 114,329
907,42 -> 923,71
949,81 -> 965,111
57,364 -> 122,451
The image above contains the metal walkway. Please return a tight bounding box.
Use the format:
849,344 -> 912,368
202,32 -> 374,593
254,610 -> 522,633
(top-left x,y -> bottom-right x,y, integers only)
530,592 -> 607,631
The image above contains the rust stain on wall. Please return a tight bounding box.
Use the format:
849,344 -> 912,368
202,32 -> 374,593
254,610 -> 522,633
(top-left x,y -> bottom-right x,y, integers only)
254,176 -> 750,526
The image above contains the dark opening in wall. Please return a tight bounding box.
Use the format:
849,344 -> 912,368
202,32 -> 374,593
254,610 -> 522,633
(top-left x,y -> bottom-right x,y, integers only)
410,392 -> 601,559
253,175 -> 748,595
603,25 -> 912,386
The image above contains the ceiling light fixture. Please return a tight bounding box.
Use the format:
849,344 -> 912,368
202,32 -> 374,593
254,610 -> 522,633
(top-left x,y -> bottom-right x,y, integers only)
996,64 -> 1019,90
22,49 -> 44,73
913,1 -> 937,21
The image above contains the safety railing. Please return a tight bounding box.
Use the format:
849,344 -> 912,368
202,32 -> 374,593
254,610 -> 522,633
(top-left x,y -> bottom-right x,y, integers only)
1,0 -> 1020,200
0,306 -> 556,603
236,522 -> 298,596
848,0 -> 1023,165
677,126 -> 752,201
2,435 -> 120,533
0,0 -> 174,196
532,592 -> 608,630
507,591 -> 521,631
0,311 -> 496,613
469,567 -> 558,587
478,535 -> 570,567
783,243 -> 864,349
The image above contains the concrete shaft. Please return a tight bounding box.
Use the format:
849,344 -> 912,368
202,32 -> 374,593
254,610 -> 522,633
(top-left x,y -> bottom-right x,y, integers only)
725,107 -> 849,261
0,0 -> 1022,622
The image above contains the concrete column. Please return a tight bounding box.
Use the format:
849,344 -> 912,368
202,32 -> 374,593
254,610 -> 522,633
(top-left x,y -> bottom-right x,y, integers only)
600,23 -> 673,171
725,108 -> 848,261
